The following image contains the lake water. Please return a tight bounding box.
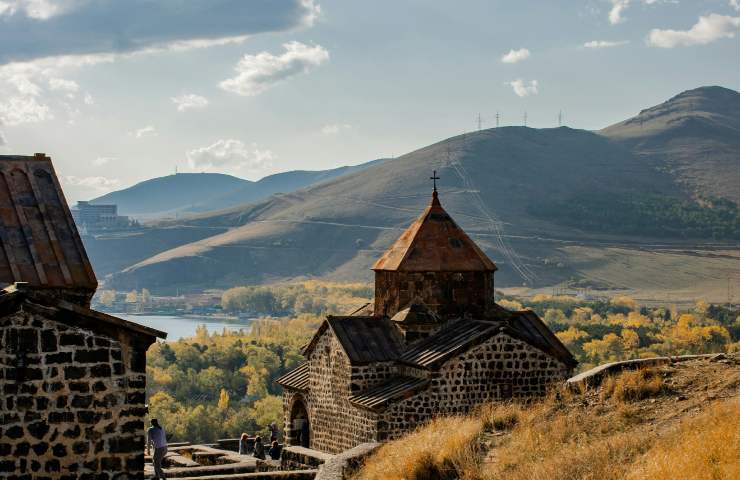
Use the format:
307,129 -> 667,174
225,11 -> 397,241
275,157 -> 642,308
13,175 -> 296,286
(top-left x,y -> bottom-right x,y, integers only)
116,314 -> 254,341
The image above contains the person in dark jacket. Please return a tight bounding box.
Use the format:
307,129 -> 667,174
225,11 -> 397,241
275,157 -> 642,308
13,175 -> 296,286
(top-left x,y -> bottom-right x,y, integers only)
253,435 -> 266,460
268,441 -> 281,460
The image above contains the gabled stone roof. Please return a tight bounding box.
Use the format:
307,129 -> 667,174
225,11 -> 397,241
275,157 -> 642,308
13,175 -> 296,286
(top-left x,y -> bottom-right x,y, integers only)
0,154 -> 97,292
372,191 -> 497,272
302,315 -> 404,365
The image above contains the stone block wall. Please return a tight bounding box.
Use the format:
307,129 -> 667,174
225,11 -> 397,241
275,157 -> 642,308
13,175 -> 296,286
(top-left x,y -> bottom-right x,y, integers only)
377,333 -> 569,441
288,331 -> 379,454
374,271 -> 494,319
0,310 -> 148,479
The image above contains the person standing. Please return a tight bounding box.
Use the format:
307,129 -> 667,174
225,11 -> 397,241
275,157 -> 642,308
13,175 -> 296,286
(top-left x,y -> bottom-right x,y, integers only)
146,418 -> 168,480
238,433 -> 249,454
253,435 -> 266,460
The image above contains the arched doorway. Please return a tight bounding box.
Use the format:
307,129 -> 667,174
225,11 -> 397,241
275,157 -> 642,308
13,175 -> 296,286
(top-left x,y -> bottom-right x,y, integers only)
289,396 -> 310,448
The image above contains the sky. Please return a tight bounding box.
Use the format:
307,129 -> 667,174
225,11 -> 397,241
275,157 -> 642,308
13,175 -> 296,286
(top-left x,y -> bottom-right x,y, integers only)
0,0 -> 739,202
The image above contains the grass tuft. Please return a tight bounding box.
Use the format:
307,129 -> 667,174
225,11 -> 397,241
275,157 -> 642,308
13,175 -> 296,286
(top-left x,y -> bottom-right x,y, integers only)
599,368 -> 663,402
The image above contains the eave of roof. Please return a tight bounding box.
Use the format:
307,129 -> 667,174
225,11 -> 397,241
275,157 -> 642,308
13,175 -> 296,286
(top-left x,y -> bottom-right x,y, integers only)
276,362 -> 309,392
0,287 -> 166,340
348,376 -> 429,411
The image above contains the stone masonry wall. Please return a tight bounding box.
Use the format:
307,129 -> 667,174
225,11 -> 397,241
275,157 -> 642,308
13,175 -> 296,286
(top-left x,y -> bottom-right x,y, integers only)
0,309 -> 147,479
377,333 -> 570,441
299,331 -> 378,454
374,271 -> 494,319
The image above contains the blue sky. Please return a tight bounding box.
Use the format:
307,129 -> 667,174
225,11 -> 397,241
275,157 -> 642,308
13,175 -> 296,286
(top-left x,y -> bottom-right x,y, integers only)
0,0 -> 739,202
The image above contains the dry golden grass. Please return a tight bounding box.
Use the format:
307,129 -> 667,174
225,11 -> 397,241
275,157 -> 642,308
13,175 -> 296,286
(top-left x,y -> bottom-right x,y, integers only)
355,361 -> 739,480
354,416 -> 484,480
599,368 -> 664,403
627,400 -> 740,480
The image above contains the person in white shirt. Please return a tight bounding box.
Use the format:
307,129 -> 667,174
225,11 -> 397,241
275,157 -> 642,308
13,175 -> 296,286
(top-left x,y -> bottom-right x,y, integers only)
146,418 -> 168,479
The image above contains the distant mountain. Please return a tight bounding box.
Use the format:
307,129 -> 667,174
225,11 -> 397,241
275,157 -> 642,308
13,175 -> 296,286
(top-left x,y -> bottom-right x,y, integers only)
91,173 -> 248,218
601,86 -> 740,204
89,86 -> 740,299
90,159 -> 386,218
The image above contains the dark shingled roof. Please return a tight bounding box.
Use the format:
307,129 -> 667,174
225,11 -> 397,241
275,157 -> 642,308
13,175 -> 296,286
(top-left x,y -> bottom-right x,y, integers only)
303,315 -> 404,365
0,154 -> 97,290
505,310 -> 577,368
348,376 -> 429,411
372,192 -> 497,272
400,319 -> 501,368
276,362 -> 309,391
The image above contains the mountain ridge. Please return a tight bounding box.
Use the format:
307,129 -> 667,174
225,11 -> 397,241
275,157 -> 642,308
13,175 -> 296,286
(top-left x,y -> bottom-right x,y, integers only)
83,86 -> 740,298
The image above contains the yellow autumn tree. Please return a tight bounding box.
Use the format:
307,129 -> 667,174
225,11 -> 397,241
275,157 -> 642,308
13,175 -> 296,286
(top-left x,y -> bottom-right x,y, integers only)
621,328 -> 640,357
218,388 -> 230,411
556,327 -> 590,348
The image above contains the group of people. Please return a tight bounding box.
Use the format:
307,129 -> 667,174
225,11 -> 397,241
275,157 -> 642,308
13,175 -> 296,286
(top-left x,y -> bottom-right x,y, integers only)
239,422 -> 281,460
145,418 -> 283,480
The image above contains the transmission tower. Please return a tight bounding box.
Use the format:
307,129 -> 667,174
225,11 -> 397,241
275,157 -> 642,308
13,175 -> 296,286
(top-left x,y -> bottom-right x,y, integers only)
558,110 -> 563,127
496,111 -> 500,128
523,111 -> 528,127
477,113 -> 482,131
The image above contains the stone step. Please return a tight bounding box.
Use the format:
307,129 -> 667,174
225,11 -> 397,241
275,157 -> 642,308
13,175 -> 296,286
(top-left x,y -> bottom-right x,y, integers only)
175,470 -> 318,480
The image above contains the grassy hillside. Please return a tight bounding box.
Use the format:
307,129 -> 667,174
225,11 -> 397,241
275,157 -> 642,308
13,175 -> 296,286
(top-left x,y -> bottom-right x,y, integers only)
99,87 -> 740,295
355,356 -> 740,480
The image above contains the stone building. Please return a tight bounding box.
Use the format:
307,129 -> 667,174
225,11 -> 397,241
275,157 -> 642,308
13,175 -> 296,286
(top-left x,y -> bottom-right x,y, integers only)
0,154 -> 166,479
278,188 -> 577,454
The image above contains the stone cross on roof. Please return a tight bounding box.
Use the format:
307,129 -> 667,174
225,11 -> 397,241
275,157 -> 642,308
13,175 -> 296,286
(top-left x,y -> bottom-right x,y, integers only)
430,170 -> 440,192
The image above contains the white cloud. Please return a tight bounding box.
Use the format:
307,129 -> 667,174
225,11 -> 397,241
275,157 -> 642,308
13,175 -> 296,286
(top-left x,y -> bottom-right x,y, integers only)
132,125 -> 157,138
220,41 -> 329,96
0,95 -> 52,125
187,139 -> 274,175
62,175 -> 120,191
609,0 -> 630,24
648,14 -> 740,47
508,79 -> 538,97
48,77 -> 79,93
730,0 -> 740,12
171,93 -> 209,112
0,0 -> 69,20
83,92 -> 93,105
321,123 -> 352,135
609,0 -> 673,25
501,48 -> 530,64
92,156 -> 114,167
584,40 -> 630,48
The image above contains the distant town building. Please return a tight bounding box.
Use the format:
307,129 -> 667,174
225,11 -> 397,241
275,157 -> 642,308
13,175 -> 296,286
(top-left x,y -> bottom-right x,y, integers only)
0,154 -> 165,479
72,201 -> 131,231
277,186 -> 577,454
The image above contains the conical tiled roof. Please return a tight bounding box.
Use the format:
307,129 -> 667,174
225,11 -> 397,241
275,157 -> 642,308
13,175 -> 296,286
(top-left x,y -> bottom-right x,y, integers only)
372,192 -> 497,272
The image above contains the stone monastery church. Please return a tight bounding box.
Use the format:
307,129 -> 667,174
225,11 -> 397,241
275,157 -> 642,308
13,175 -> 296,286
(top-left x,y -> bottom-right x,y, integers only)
278,185 -> 577,454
